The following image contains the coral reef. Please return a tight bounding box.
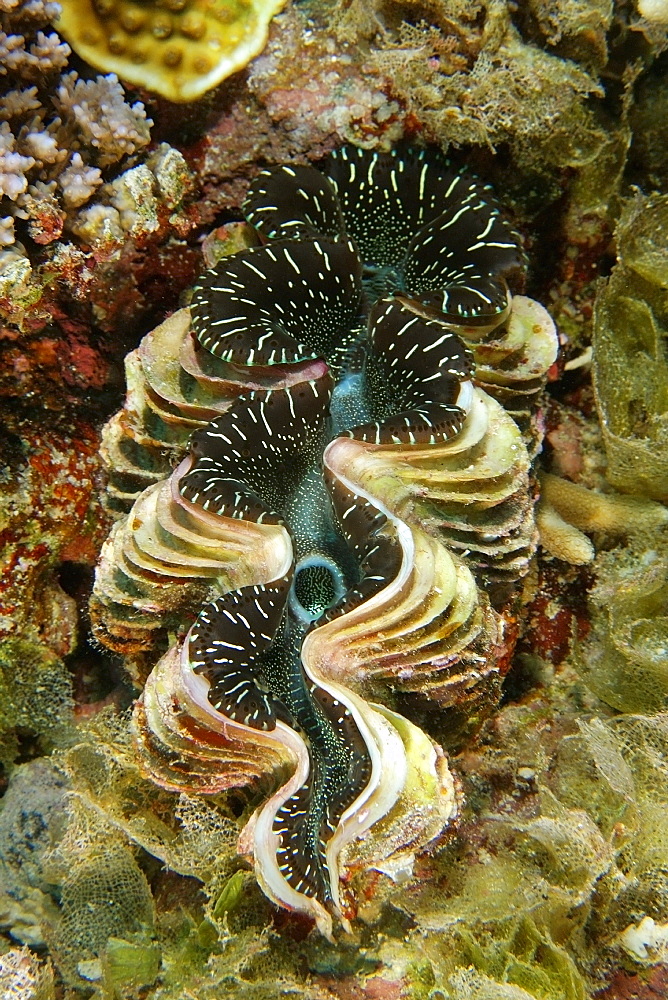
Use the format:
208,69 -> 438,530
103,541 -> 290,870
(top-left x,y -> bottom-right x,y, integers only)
0,748 -> 161,989
0,0 -> 201,414
1,0 -> 668,995
0,0 -> 640,408
0,0 -> 153,256
629,66 -> 668,192
3,686 -> 668,998
0,417 -> 104,642
0,639 -> 74,770
331,0 -> 609,165
0,759 -> 69,948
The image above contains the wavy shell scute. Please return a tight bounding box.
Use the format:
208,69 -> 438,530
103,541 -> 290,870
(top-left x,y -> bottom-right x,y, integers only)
135,642 -> 299,796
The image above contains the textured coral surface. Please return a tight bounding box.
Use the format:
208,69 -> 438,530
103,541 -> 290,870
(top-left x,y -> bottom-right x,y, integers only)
1,0 -> 668,997
55,0 -> 288,101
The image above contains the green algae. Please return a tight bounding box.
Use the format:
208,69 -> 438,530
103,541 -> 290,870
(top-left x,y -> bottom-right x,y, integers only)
575,533 -> 668,714
2,695 -> 668,999
0,639 -> 74,772
103,936 -> 162,992
388,705 -> 668,998
593,193 -> 668,501
210,870 -> 246,920
582,196 -> 668,711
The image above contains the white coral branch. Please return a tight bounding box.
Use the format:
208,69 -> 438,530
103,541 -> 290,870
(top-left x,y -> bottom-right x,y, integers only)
59,151 -> 102,208
0,120 -> 35,199
55,72 -> 153,167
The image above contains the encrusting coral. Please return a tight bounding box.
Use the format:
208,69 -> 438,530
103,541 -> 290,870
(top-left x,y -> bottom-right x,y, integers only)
54,0 -> 288,102
0,413 -> 110,770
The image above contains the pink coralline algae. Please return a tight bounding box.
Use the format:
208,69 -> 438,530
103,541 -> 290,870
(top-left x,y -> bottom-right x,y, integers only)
0,418 -> 109,645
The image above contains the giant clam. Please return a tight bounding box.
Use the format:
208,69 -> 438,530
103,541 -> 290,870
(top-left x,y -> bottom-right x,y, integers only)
92,146 -> 558,936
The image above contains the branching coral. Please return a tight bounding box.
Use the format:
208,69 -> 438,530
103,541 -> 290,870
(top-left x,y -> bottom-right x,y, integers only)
53,70 -> 152,166
0,0 -> 199,340
536,472 -> 668,565
0,0 -> 153,253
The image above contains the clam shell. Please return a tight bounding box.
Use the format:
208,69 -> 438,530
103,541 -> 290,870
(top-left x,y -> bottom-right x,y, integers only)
134,633 -> 458,940
240,691 -> 457,939
91,456 -> 293,653
135,640 -> 301,795
463,295 -> 558,457
329,388 -> 537,582
92,146 -> 559,933
100,307 -> 339,513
